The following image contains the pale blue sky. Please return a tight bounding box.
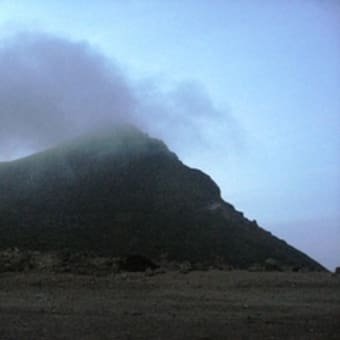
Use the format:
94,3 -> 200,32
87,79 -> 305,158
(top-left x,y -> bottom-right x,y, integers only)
0,0 -> 339,269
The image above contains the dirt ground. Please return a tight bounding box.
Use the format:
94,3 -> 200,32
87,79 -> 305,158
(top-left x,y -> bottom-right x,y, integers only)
0,270 -> 339,340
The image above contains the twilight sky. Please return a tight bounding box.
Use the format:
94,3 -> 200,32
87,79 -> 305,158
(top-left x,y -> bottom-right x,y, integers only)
0,0 -> 339,269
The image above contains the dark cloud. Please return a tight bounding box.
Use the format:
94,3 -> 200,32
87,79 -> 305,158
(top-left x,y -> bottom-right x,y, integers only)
0,32 -> 136,157
0,32 -> 241,160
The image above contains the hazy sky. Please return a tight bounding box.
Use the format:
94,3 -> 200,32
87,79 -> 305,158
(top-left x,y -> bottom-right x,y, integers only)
0,0 -> 339,269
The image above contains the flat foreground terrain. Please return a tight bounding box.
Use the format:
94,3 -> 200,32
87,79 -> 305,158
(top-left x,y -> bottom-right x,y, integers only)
0,271 -> 339,340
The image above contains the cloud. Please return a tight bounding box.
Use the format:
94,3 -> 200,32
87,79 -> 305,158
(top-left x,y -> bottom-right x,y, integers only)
136,80 -> 244,155
0,31 -> 242,160
0,32 -> 136,157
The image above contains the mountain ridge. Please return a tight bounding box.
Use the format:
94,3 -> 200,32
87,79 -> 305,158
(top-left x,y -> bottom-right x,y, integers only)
0,126 -> 325,270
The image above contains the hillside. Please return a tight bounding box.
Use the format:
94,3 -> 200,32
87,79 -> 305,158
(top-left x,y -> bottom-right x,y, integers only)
0,126 -> 325,270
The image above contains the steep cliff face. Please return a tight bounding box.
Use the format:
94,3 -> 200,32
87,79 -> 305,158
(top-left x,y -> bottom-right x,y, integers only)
0,126 -> 325,270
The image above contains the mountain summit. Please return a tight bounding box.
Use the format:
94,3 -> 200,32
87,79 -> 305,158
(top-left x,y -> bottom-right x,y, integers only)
0,126 -> 324,270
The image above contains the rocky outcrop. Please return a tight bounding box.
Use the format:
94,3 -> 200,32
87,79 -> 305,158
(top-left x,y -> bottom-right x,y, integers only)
119,255 -> 158,272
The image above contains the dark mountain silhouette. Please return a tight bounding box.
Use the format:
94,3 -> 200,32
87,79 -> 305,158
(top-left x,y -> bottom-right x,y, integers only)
0,126 -> 325,270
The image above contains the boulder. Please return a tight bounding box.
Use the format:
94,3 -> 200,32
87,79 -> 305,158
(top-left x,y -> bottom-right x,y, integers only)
119,255 -> 158,272
264,258 -> 282,271
179,261 -> 192,274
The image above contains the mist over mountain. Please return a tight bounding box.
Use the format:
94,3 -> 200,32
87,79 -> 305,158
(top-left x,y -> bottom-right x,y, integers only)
0,126 -> 324,270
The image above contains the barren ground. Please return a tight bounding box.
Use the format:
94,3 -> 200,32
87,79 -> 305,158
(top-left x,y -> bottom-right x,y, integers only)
0,271 -> 339,340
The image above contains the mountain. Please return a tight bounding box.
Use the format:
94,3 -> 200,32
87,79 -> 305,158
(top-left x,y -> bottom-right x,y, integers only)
0,126 -> 325,270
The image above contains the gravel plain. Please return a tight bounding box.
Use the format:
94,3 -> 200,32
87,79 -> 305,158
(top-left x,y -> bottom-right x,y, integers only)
0,270 -> 339,340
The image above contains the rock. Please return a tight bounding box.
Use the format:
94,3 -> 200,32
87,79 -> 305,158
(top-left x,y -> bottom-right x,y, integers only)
248,263 -> 264,272
32,252 -> 61,271
179,261 -> 192,274
153,267 -> 166,275
0,248 -> 33,272
144,268 -> 154,277
119,255 -> 158,272
120,273 -> 128,280
162,261 -> 179,271
264,258 -> 282,271
111,259 -> 121,274
192,263 -> 209,271
291,265 -> 301,272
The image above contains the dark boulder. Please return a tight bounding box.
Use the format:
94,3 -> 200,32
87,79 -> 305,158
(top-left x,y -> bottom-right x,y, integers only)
119,255 -> 158,272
